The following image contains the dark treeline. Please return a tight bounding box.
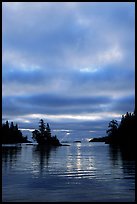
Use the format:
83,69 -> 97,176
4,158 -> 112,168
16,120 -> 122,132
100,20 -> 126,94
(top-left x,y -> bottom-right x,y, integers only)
3,110 -> 135,147
2,119 -> 61,146
105,110 -> 136,146
32,119 -> 62,146
90,110 -> 136,148
2,121 -> 29,144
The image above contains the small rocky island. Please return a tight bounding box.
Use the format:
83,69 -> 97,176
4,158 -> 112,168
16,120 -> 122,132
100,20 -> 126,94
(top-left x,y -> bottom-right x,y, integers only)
32,119 -> 62,146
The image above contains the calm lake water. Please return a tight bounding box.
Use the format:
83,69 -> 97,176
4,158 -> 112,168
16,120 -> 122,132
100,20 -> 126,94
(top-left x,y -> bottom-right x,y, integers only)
2,142 -> 135,202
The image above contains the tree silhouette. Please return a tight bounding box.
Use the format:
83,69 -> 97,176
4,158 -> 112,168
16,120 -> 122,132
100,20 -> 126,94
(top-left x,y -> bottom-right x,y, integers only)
2,121 -> 29,144
106,120 -> 118,136
32,119 -> 61,146
39,119 -> 45,136
6,121 -> 9,129
105,111 -> 136,147
46,123 -> 51,138
10,122 -> 14,130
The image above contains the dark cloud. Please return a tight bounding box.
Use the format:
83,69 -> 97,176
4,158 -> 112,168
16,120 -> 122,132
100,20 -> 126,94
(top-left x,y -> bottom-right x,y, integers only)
111,95 -> 135,114
3,65 -> 134,98
2,94 -> 112,116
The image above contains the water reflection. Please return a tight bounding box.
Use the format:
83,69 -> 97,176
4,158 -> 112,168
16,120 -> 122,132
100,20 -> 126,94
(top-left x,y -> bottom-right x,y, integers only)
32,145 -> 58,175
2,145 -> 22,169
2,143 -> 135,202
66,143 -> 96,179
76,143 -> 82,172
66,143 -> 82,174
109,144 -> 135,179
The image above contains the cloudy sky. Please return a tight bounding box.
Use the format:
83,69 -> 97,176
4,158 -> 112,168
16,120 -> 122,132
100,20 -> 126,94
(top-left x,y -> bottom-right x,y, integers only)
2,2 -> 135,141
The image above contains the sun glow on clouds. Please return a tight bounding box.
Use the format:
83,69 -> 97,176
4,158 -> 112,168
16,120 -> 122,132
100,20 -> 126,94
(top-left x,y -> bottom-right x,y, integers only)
20,128 -> 35,132
53,129 -> 72,132
80,67 -> 98,73
18,112 -> 121,123
22,113 -> 102,121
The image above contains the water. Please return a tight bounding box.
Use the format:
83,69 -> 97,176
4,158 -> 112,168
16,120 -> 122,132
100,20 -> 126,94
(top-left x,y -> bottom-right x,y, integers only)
2,142 -> 135,202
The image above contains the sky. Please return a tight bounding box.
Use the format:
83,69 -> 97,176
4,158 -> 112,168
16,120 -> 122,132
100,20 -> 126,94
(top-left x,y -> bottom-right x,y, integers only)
2,2 -> 135,141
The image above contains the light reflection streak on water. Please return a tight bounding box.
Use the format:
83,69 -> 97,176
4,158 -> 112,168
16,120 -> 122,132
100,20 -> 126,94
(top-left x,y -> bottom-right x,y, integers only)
65,143 -> 96,179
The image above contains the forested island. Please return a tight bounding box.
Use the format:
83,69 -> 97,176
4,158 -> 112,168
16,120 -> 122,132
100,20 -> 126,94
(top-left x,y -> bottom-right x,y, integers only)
89,110 -> 136,148
32,119 -> 62,146
2,121 -> 30,144
2,119 -> 62,146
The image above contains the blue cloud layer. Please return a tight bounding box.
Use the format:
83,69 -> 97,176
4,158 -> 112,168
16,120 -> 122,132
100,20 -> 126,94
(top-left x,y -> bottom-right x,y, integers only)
2,2 -> 135,137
